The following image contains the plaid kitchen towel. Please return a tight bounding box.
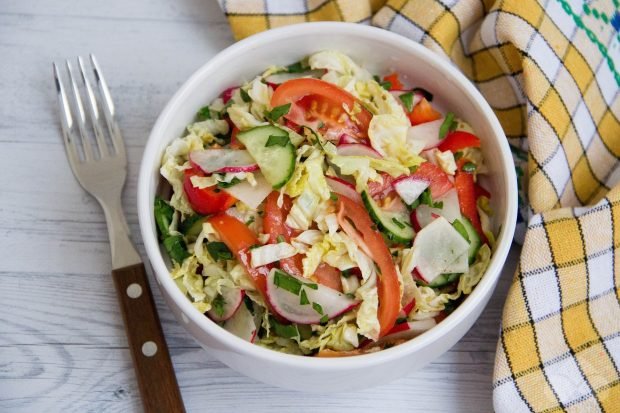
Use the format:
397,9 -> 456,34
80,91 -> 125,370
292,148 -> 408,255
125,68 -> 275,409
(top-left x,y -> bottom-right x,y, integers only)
217,0 -> 620,411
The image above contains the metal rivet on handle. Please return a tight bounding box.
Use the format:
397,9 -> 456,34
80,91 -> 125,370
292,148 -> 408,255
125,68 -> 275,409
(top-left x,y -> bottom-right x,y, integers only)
142,341 -> 158,357
126,283 -> 143,298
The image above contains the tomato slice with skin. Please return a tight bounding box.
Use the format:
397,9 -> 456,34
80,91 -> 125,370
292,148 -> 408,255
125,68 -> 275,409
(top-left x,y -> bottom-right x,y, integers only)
314,263 -> 343,292
454,159 -> 487,243
271,78 -> 373,139
383,73 -> 404,91
408,97 -> 441,125
336,195 -> 400,337
411,162 -> 454,199
437,131 -> 481,153
208,213 -> 289,321
183,170 -> 236,215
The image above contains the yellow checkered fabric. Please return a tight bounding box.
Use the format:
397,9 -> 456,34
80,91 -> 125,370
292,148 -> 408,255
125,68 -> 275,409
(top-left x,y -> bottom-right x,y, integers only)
218,0 -> 620,410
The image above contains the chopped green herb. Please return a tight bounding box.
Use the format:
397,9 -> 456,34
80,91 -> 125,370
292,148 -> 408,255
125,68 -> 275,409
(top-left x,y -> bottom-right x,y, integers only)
312,302 -> 324,315
163,235 -> 189,264
299,288 -> 309,305
245,216 -> 255,226
452,219 -> 470,242
373,75 -> 381,82
438,112 -> 457,139
330,192 -> 338,202
273,270 -> 303,295
239,88 -> 251,103
249,244 -> 260,250
196,106 -> 212,121
317,121 -> 325,129
454,151 -> 464,161
276,235 -> 286,243
380,80 -> 392,90
434,201 -> 444,209
286,61 -> 306,73
297,324 -> 313,340
417,188 -> 443,209
266,103 -> 291,122
269,317 -> 299,339
212,294 -> 226,318
265,134 -> 290,147
462,162 -> 477,173
342,269 -> 355,278
243,295 -> 254,313
217,177 -> 241,188
207,241 -> 233,262
391,217 -> 406,229
320,314 -> 329,324
304,282 -> 318,290
154,196 -> 174,240
396,317 -> 407,324
399,92 -> 415,112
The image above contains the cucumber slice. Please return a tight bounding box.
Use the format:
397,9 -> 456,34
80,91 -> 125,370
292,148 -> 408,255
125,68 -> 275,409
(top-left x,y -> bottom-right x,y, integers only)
424,272 -> 460,288
237,125 -> 295,189
179,214 -> 206,242
163,235 -> 189,264
361,190 -> 414,243
154,196 -> 174,240
453,217 -> 481,263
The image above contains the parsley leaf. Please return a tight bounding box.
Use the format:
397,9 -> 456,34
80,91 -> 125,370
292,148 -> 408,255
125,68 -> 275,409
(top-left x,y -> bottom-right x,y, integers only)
217,177 -> 241,188
206,242 -> 233,262
196,106 -> 212,121
266,103 -> 291,122
462,162 -> 477,173
312,302 -> 324,315
273,270 -> 302,295
212,294 -> 226,318
438,112 -> 457,139
286,61 -> 306,73
399,92 -> 415,112
299,289 -> 309,305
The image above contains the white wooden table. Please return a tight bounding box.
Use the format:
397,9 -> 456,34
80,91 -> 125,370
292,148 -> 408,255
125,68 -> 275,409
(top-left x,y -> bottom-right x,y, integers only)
0,1 -> 520,411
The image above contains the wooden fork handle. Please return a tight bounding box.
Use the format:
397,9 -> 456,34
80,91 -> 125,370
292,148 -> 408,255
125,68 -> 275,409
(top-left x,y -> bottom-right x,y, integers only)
112,263 -> 185,413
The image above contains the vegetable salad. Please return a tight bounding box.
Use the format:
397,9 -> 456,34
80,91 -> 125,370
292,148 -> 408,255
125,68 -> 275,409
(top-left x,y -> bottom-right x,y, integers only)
155,51 -> 494,356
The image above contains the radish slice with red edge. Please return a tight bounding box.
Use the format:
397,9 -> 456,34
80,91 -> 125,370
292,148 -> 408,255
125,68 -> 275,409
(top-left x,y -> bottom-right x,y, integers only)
393,175 -> 430,205
411,206 -> 440,232
337,133 -> 359,145
398,298 -> 416,319
221,86 -> 238,104
336,143 -> 382,159
406,118 -> 444,150
384,319 -> 436,340
190,149 -> 259,174
326,176 -> 362,204
222,301 -> 257,343
207,286 -> 244,322
266,268 -> 359,324
221,173 -> 272,210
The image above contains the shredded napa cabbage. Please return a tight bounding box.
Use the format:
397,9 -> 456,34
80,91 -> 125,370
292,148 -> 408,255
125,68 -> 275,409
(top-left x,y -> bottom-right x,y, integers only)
309,50 -> 373,93
299,313 -> 359,352
355,271 -> 380,341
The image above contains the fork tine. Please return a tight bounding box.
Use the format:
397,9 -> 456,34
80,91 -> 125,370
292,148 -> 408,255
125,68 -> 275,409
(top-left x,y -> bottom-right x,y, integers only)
53,62 -> 80,167
90,54 -> 125,157
66,60 -> 94,161
77,56 -> 108,158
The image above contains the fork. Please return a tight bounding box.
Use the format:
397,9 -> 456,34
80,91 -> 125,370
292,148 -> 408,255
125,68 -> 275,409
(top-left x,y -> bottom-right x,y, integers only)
53,55 -> 185,413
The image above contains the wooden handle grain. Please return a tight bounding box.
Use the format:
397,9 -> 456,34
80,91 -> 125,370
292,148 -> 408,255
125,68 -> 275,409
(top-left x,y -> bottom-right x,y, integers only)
112,263 -> 185,413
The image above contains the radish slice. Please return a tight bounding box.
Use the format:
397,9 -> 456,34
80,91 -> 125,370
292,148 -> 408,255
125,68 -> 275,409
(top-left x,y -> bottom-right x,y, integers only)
222,173 -> 272,210
406,119 -> 444,150
411,206 -> 440,232
336,144 -> 382,159
207,286 -> 244,322
393,176 -> 430,205
223,302 -> 257,343
326,176 -> 362,204
221,86 -> 238,104
190,149 -> 258,174
390,91 -> 422,111
412,217 -> 469,284
264,69 -> 324,84
398,298 -> 416,319
266,269 -> 359,324
338,133 -> 359,145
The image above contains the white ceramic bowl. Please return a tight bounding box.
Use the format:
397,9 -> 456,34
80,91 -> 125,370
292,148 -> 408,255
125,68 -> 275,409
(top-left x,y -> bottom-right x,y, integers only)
138,22 -> 517,392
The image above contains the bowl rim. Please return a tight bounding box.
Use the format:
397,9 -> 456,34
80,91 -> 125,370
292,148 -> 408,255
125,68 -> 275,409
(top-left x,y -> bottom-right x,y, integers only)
138,21 -> 517,370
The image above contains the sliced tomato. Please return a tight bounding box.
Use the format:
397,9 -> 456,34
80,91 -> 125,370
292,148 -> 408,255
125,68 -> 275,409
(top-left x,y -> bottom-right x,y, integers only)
263,192 -> 304,277
183,170 -> 236,215
314,263 -> 343,292
411,162 -> 453,199
336,195 -> 400,337
383,73 -> 404,91
208,213 -> 289,321
454,159 -> 486,242
437,131 -> 481,153
409,98 -> 441,125
271,78 -> 373,139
